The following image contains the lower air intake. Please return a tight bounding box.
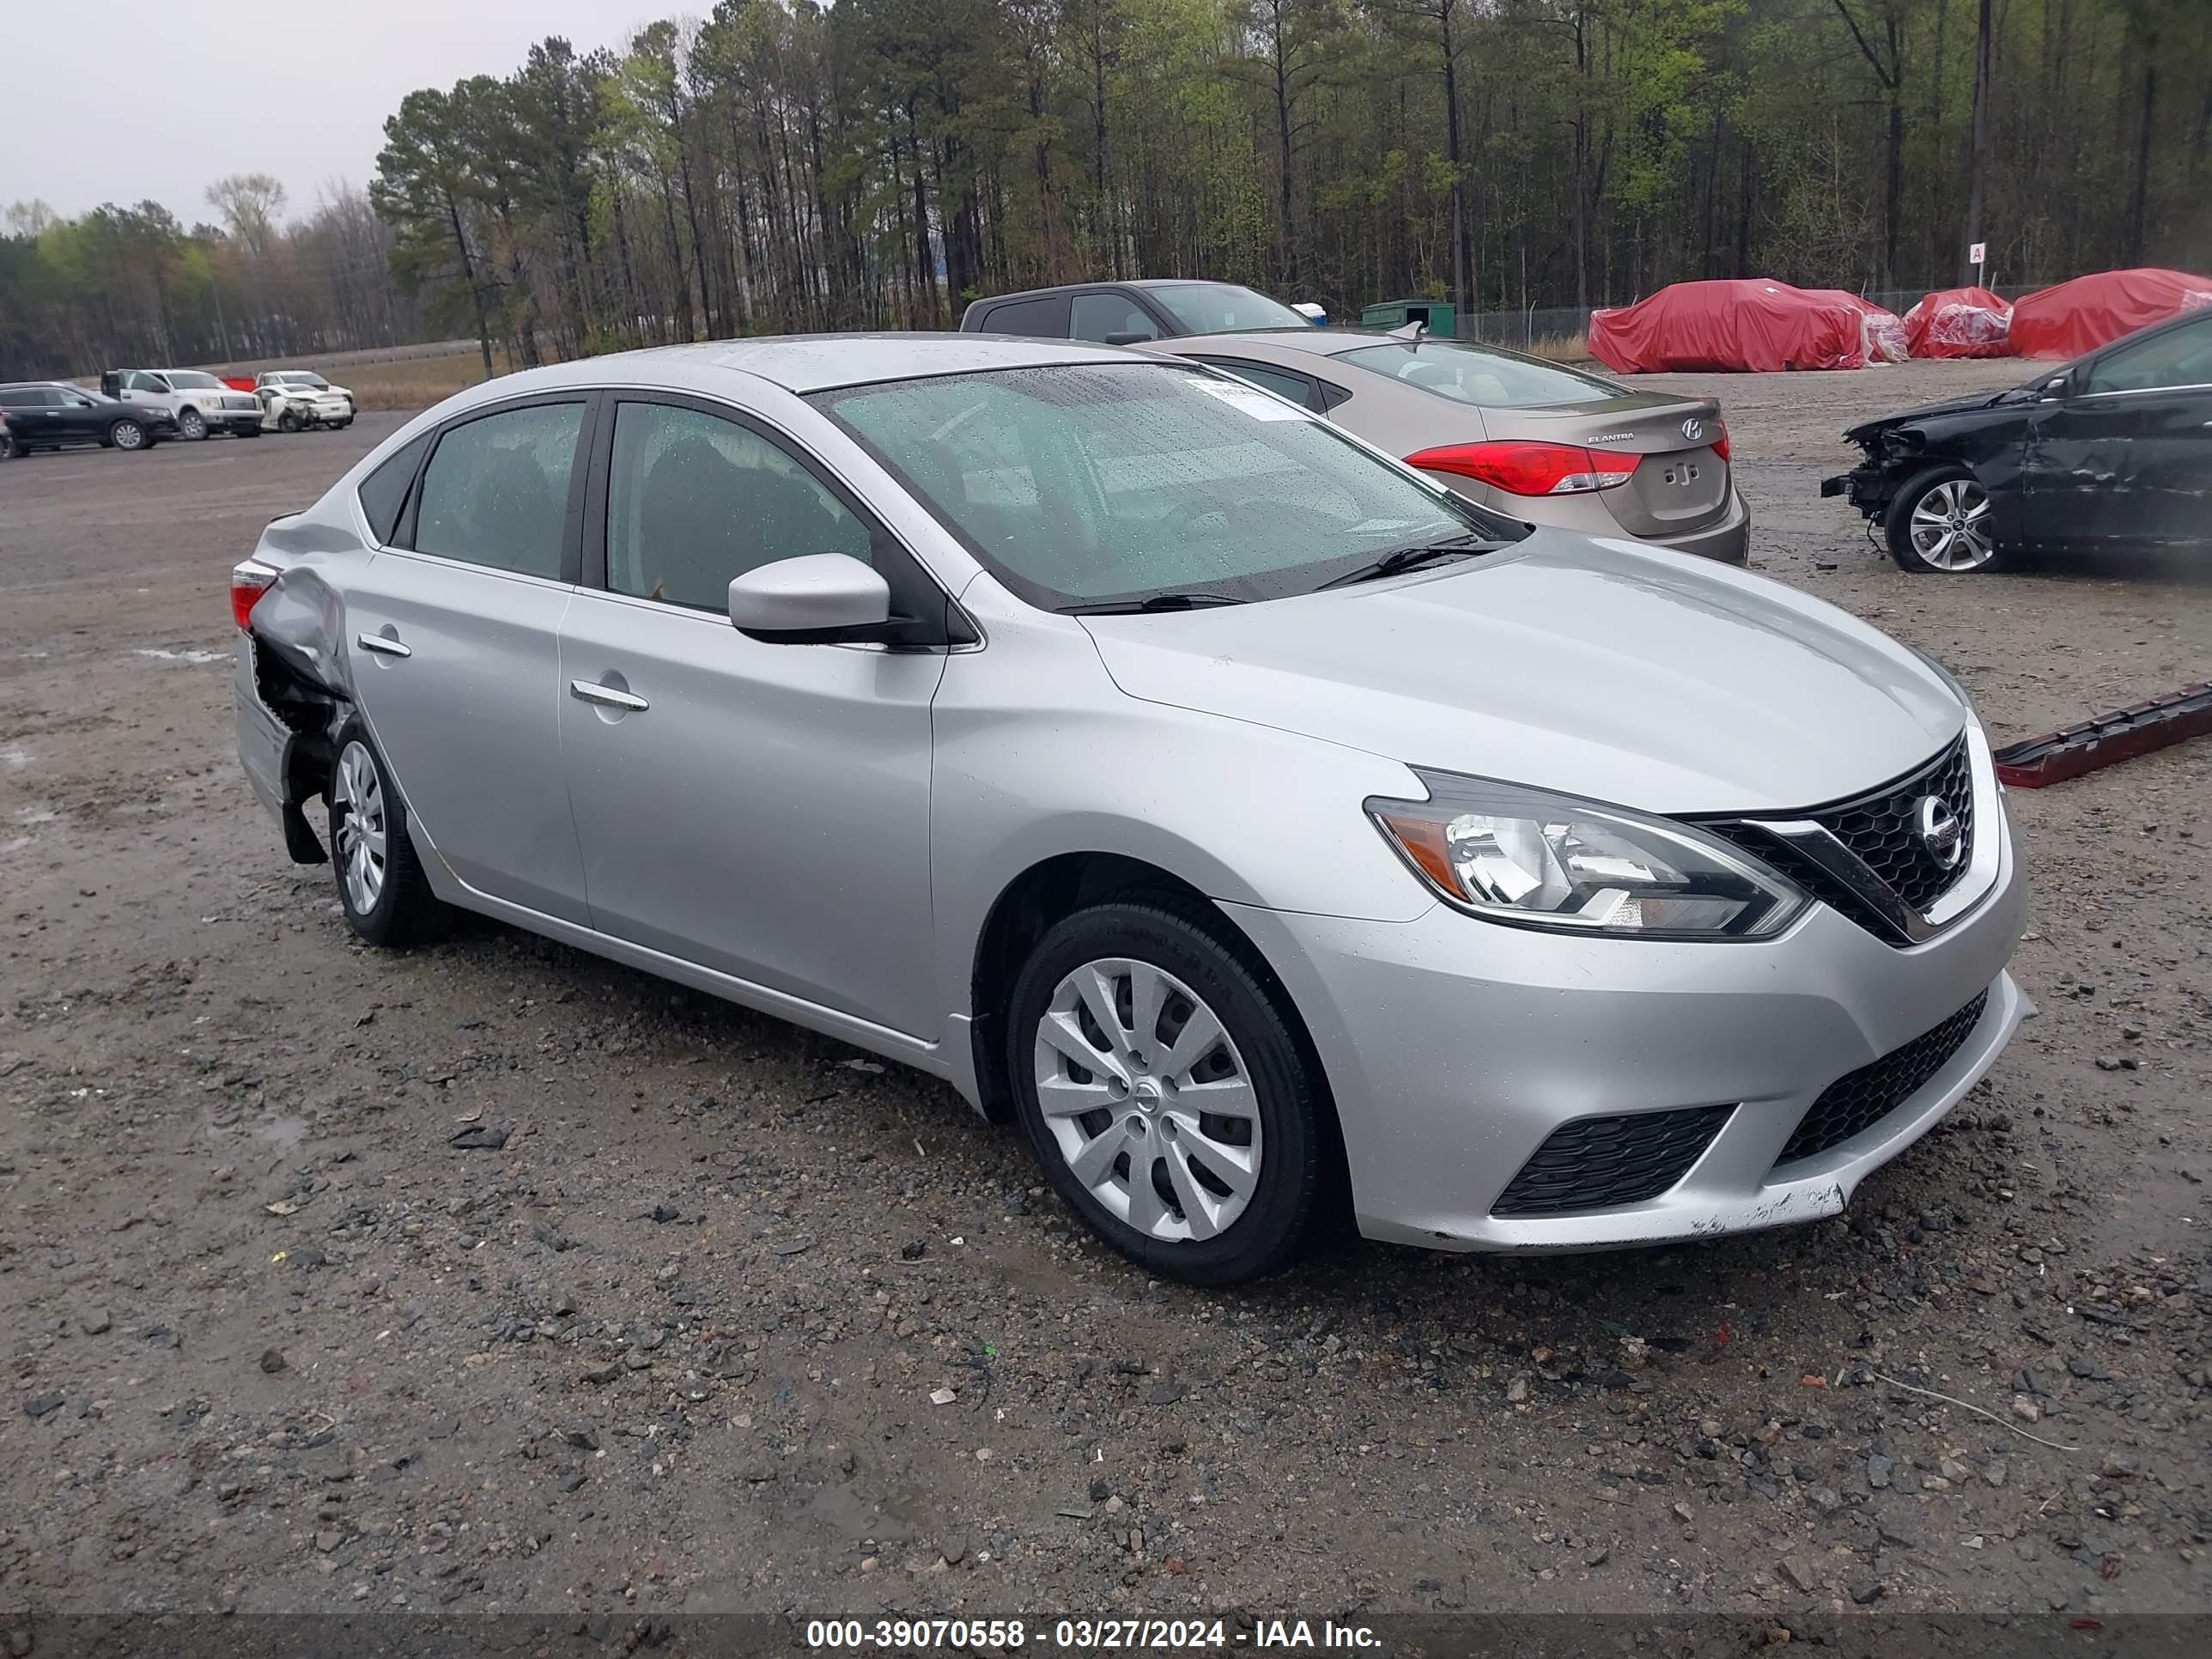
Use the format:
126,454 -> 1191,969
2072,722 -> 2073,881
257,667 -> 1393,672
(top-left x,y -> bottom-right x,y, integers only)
1491,1104 -> 1735,1218
1773,988 -> 1990,1170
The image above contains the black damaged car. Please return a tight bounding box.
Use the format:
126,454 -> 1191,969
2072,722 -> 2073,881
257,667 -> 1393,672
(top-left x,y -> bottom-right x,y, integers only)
1824,307 -> 2212,574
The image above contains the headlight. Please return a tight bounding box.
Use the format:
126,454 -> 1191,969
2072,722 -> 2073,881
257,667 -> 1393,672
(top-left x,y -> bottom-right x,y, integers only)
1367,770 -> 1808,939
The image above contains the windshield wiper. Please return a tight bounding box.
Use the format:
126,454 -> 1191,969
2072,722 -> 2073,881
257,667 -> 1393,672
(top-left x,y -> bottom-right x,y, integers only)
1315,535 -> 1497,591
1059,592 -> 1248,616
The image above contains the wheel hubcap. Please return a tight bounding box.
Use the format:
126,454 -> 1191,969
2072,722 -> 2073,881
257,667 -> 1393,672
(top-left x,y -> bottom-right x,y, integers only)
114,423 -> 141,449
1032,958 -> 1261,1243
1908,478 -> 1994,570
332,741 -> 388,915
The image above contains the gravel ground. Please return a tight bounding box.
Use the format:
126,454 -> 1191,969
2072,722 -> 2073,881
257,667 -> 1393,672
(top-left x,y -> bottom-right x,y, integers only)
1,367 -> 2208,1639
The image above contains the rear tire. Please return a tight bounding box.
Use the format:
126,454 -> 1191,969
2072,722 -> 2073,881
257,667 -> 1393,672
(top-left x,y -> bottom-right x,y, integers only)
328,724 -> 447,949
1006,896 -> 1326,1285
1886,465 -> 2006,574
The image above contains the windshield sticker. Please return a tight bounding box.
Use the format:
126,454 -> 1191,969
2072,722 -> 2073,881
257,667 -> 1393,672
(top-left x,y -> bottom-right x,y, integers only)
1183,379 -> 1313,421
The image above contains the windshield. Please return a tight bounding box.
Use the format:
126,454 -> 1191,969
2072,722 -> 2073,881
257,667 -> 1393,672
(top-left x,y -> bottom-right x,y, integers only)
165,370 -> 222,389
811,363 -> 1480,609
1338,339 -> 1632,408
1146,283 -> 1310,336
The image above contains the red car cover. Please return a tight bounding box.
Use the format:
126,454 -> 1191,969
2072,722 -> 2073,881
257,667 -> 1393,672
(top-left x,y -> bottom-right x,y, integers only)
1589,280 -> 1884,373
2008,268 -> 2212,359
1802,289 -> 1910,363
1902,287 -> 2014,358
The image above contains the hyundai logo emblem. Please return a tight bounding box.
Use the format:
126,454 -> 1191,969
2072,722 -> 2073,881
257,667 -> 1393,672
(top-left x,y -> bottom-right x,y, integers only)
1681,417 -> 1704,441
1915,795 -> 1964,871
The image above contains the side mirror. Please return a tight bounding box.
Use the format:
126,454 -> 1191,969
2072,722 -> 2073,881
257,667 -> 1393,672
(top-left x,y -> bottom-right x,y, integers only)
727,553 -> 893,643
2039,372 -> 2072,400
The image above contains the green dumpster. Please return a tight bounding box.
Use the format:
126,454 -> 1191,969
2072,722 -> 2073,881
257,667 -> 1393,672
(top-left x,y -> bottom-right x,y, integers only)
1358,299 -> 1455,337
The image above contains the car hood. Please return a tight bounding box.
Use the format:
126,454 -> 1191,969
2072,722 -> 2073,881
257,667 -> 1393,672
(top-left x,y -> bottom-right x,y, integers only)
1844,387 -> 2030,440
1079,532 -> 1964,815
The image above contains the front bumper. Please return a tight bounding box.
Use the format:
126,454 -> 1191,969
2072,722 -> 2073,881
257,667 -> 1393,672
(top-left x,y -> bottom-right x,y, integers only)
207,407 -> 264,431
1222,774 -> 2027,1252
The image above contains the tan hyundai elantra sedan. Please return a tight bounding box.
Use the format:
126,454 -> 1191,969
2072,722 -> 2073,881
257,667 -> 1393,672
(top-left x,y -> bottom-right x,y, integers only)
1140,328 -> 1751,563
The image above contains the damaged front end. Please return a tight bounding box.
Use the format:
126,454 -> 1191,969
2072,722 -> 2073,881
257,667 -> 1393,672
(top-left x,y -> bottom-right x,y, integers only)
1820,421 -> 1919,522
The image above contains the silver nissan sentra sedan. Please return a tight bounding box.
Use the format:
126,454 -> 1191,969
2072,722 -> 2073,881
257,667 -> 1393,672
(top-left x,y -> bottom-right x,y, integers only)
233,334 -> 2028,1285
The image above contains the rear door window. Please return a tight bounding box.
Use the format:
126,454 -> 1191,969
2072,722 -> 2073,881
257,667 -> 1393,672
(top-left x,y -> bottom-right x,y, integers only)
1070,291 -> 1163,343
410,403 -> 585,578
1185,356 -> 1322,410
976,294 -> 1071,338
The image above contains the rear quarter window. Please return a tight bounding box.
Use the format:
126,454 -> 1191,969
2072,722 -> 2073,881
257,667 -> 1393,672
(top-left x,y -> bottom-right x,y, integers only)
356,432 -> 432,545
975,295 -> 1071,337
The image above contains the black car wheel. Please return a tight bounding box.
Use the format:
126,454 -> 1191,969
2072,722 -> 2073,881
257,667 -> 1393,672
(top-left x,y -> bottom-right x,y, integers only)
278,408 -> 303,433
1007,895 -> 1329,1285
107,418 -> 148,452
1886,465 -> 2006,574
327,723 -> 448,948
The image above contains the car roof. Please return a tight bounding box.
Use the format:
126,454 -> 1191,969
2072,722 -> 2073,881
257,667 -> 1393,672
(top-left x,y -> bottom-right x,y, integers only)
975,278 -> 1263,303
437,333 -> 1146,402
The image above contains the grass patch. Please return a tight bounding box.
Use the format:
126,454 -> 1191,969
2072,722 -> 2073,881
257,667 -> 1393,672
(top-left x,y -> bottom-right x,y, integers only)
341,349 -> 516,411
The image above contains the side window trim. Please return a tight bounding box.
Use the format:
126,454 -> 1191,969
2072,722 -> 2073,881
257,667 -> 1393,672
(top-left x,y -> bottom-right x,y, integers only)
580,389 -> 974,649
392,391 -> 601,584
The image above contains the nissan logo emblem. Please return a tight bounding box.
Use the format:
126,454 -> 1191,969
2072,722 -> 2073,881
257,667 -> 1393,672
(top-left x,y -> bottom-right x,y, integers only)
1915,795 -> 1964,871
1681,417 -> 1704,442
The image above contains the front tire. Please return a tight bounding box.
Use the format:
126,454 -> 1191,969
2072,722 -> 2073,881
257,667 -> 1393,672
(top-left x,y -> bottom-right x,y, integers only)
177,407 -> 207,441
1886,465 -> 2005,574
278,407 -> 303,434
1007,897 -> 1326,1285
328,726 -> 447,948
107,418 -> 147,452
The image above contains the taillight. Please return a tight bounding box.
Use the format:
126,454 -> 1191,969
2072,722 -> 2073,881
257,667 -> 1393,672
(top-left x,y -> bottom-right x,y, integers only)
230,559 -> 279,631
1406,440 -> 1638,496
1711,421 -> 1730,463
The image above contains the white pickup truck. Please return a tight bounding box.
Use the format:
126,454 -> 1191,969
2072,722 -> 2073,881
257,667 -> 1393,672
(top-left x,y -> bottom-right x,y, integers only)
100,368 -> 265,440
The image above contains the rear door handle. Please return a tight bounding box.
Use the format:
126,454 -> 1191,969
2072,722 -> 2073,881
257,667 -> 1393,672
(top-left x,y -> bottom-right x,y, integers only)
569,678 -> 649,713
356,632 -> 411,658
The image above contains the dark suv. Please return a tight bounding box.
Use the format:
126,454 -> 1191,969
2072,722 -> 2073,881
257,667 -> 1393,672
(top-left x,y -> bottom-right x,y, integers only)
0,381 -> 176,454
959,279 -> 1316,343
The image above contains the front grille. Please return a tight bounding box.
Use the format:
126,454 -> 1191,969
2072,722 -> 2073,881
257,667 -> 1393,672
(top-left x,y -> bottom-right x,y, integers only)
1492,1104 -> 1734,1218
1706,823 -> 1898,939
1811,736 -> 1974,913
1772,988 -> 1989,1170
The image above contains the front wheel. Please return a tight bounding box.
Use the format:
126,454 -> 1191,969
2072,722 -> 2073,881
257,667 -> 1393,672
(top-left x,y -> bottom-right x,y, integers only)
1886,465 -> 2006,574
107,418 -> 147,452
278,408 -> 303,433
177,407 -> 207,441
328,726 -> 447,948
1007,897 -> 1327,1285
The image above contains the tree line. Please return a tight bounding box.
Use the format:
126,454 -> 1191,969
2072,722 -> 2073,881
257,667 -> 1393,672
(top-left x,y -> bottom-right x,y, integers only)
3,0 -> 2207,380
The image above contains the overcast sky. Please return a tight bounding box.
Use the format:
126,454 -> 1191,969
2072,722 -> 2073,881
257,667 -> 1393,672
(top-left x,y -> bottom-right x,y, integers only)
14,0 -> 648,224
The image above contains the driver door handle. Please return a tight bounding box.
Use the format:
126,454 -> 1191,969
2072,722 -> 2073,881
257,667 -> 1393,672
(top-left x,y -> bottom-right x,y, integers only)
570,678 -> 649,713
356,633 -> 411,658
